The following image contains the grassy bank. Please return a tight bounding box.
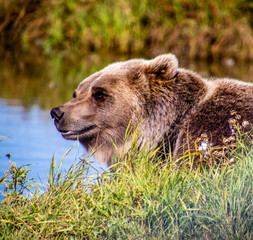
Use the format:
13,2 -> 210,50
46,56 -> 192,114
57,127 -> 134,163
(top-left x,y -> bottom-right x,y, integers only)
0,0 -> 253,60
0,131 -> 252,239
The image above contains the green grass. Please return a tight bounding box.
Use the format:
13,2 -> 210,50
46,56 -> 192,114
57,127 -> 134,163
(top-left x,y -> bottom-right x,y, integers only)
0,132 -> 252,239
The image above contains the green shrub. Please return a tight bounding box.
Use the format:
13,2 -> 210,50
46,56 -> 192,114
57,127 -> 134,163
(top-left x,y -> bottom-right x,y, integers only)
0,0 -> 253,60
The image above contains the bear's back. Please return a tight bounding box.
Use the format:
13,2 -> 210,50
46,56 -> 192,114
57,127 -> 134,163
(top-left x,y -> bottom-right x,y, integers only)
175,78 -> 253,155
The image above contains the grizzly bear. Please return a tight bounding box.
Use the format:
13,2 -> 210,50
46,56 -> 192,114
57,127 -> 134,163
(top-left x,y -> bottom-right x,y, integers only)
50,54 -> 253,165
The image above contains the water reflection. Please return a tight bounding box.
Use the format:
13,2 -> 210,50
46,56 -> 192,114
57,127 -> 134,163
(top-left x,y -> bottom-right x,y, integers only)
185,58 -> 253,83
0,54 -> 132,109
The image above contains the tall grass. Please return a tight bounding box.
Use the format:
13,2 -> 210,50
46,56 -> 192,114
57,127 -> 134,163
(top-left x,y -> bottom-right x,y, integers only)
0,0 -> 253,60
0,132 -> 252,239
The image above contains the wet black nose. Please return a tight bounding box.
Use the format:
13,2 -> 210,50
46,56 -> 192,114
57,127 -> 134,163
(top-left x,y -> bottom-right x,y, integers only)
50,107 -> 64,120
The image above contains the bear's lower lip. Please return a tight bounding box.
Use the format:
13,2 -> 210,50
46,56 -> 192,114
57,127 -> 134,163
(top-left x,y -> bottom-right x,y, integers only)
60,125 -> 97,138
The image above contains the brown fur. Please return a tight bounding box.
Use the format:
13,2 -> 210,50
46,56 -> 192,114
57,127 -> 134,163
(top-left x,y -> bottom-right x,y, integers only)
50,54 -> 253,165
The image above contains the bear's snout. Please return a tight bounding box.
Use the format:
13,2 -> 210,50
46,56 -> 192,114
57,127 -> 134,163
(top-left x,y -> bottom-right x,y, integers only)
50,107 -> 64,121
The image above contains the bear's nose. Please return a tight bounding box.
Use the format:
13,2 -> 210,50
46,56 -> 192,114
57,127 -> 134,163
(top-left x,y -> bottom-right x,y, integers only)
50,107 -> 64,120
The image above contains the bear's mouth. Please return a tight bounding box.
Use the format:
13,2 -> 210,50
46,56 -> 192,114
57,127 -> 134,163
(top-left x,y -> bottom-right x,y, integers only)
60,125 -> 97,139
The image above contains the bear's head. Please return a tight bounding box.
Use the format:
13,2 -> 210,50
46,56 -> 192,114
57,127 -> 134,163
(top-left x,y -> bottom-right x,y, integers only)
50,54 -> 178,164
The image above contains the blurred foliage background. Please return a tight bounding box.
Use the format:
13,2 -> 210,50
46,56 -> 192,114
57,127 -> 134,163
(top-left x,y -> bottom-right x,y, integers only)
0,0 -> 253,60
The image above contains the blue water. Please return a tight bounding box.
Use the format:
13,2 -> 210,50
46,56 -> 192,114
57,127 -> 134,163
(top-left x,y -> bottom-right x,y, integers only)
0,98 -> 107,199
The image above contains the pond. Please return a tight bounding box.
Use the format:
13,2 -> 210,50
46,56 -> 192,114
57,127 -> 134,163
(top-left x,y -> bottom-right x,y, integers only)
0,53 -> 252,199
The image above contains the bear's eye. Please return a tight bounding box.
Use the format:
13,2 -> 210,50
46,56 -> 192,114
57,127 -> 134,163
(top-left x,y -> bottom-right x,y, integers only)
92,90 -> 106,101
72,91 -> 77,98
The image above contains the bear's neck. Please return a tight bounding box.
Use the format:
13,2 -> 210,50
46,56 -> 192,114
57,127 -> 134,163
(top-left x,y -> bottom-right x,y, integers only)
140,69 -> 207,153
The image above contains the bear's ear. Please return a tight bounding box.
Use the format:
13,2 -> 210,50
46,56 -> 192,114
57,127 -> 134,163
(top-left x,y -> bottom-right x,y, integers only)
145,54 -> 178,79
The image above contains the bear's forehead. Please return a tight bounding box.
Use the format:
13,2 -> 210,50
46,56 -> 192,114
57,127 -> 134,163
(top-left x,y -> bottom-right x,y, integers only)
77,59 -> 146,93
102,59 -> 145,74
